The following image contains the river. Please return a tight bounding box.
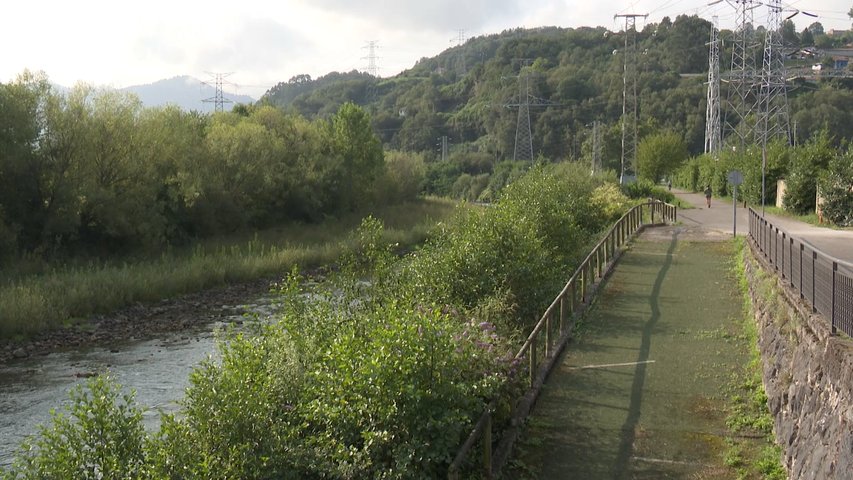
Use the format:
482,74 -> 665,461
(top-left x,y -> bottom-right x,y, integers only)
0,294 -> 280,467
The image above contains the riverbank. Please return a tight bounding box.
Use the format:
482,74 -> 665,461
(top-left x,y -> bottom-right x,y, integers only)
0,198 -> 458,365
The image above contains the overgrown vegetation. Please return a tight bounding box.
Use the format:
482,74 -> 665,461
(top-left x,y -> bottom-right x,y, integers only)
0,75 -> 418,262
726,238 -> 786,480
261,18 -> 853,201
2,163 -> 630,478
0,199 -> 455,338
673,133 -> 853,227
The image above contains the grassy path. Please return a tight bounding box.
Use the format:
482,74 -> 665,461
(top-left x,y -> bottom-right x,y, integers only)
509,228 -> 749,479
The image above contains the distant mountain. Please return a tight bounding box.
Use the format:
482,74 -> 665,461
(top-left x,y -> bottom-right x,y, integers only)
121,75 -> 254,112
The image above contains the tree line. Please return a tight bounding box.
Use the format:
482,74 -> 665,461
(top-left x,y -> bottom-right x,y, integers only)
0,72 -> 425,264
262,15 -> 853,202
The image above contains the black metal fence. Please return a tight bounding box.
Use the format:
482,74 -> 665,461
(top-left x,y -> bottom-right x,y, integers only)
748,208 -> 853,338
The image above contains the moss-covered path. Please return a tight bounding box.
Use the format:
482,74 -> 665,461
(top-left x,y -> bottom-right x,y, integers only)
509,227 -> 748,479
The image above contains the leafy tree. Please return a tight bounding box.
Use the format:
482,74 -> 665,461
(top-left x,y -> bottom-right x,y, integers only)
781,19 -> 799,47
800,27 -> 814,46
808,22 -> 825,36
791,87 -> 853,146
327,102 -> 385,211
636,131 -> 688,182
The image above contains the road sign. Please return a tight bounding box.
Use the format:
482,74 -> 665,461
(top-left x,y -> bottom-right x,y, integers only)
728,170 -> 743,186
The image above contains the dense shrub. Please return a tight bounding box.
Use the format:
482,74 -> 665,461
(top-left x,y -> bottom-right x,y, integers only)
2,376 -> 146,480
819,150 -> 853,226
783,132 -> 833,214
621,178 -> 676,204
4,164 -> 631,478
379,150 -> 427,203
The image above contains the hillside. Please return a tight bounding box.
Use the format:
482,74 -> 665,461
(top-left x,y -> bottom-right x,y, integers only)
261,17 -> 853,170
123,75 -> 254,112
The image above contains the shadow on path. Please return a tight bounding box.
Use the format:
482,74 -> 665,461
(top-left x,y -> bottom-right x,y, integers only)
507,227 -> 746,480
612,229 -> 678,479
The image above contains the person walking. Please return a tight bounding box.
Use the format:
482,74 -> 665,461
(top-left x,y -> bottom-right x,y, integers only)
704,186 -> 712,208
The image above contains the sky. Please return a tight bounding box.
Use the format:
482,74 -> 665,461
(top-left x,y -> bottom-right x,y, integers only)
2,0 -> 851,99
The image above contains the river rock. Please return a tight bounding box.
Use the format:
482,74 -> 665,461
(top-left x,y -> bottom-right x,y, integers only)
12,348 -> 28,359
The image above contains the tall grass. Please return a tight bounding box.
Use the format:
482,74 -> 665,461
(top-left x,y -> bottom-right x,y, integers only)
0,198 -> 457,338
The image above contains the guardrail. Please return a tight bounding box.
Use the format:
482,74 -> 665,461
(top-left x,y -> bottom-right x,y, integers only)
748,208 -> 853,338
447,200 -> 677,479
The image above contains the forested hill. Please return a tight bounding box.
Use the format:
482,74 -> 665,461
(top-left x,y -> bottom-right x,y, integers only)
261,16 -> 853,169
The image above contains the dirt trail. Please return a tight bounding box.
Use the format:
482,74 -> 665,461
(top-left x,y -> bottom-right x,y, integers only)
508,226 -> 747,479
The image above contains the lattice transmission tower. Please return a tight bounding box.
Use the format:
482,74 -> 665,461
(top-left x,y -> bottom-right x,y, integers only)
450,29 -> 467,75
614,13 -> 647,183
705,17 -> 722,156
757,0 -> 791,146
362,41 -> 380,77
503,64 -> 554,162
202,72 -> 234,112
722,0 -> 760,149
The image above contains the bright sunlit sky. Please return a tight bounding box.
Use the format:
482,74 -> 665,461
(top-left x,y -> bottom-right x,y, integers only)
2,0 -> 851,98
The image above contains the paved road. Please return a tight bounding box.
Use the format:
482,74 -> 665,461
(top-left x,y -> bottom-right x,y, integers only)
673,189 -> 853,264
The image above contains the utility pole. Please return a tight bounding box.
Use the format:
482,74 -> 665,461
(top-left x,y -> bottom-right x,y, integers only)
437,135 -> 449,162
202,72 -> 234,113
722,0 -> 760,149
614,13 -> 647,183
590,121 -> 602,174
362,41 -> 380,77
705,17 -> 722,157
450,29 -> 467,75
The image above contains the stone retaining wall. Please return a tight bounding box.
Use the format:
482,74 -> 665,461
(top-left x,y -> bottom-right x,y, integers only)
744,243 -> 853,480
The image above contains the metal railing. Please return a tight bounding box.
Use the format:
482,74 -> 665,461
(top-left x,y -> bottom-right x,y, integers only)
447,200 -> 677,479
748,208 -> 853,338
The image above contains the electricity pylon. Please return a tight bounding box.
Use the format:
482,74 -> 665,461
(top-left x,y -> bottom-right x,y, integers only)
757,0 -> 791,146
503,68 -> 554,162
362,41 -> 380,77
202,72 -> 234,112
705,17 -> 722,156
614,13 -> 647,183
722,0 -> 760,149
450,30 -> 467,75
590,121 -> 602,174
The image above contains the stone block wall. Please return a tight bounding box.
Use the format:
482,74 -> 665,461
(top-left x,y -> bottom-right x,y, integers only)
744,244 -> 853,480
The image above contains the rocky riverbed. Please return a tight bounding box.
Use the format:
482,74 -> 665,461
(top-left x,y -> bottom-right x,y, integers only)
0,277 -> 280,366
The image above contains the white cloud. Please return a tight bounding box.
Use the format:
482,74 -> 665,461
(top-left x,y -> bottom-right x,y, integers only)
1,0 -> 849,98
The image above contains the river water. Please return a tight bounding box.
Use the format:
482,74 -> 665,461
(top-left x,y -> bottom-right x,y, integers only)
0,295 -> 280,467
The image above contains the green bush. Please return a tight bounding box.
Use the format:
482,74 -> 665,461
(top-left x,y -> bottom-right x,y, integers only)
819,150 -> 853,226
148,265 -> 509,479
621,179 -> 676,204
783,131 -> 833,214
3,165 -> 632,478
3,376 -> 147,480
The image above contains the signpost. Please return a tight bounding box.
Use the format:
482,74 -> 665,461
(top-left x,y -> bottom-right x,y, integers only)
728,170 -> 744,237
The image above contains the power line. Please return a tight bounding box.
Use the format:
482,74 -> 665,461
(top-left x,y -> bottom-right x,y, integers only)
202,72 -> 234,113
